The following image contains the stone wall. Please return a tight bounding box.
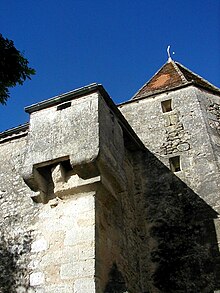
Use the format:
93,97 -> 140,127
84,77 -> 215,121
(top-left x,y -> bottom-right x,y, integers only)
119,85 -> 220,291
134,148 -> 219,292
95,149 -> 142,292
119,86 -> 220,210
0,135 -> 37,292
197,90 -> 220,184
1,82 -> 220,292
0,87 -> 145,292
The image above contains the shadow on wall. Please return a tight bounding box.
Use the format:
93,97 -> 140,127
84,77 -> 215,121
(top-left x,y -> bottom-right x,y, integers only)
104,263 -> 128,293
134,149 -> 220,293
0,231 -> 32,293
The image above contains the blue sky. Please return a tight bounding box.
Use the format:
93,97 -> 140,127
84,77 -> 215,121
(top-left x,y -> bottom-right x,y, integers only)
0,0 -> 219,132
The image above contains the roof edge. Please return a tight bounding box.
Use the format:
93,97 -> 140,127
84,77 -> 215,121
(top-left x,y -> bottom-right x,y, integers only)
119,82 -> 192,106
130,61 -> 169,100
175,61 -> 220,93
118,81 -> 220,107
25,83 -> 100,114
24,83 -> 145,151
0,123 -> 29,143
131,60 -> 220,101
99,86 -> 145,151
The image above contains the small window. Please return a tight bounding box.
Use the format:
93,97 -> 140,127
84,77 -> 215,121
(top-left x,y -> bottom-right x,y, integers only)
169,156 -> 181,172
161,99 -> 172,113
57,102 -> 71,111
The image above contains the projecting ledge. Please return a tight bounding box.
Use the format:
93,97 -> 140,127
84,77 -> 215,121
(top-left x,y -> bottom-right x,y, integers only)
51,163 -> 101,198
30,162 -> 121,204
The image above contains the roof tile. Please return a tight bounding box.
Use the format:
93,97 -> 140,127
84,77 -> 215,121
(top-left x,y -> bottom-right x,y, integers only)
132,61 -> 220,99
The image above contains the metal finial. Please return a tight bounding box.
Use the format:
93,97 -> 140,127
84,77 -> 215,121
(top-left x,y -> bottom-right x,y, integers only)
167,45 -> 172,62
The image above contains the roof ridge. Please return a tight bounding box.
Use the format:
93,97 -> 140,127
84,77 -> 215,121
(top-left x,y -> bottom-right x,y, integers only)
175,61 -> 218,86
171,61 -> 188,83
175,61 -> 220,94
131,60 -> 220,100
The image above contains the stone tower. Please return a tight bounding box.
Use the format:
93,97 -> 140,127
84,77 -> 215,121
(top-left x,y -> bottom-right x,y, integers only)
119,59 -> 220,291
0,60 -> 220,292
120,59 -> 220,209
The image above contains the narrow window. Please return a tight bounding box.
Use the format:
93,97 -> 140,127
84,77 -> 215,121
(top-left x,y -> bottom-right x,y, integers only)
169,156 -> 181,172
57,102 -> 71,111
161,99 -> 172,113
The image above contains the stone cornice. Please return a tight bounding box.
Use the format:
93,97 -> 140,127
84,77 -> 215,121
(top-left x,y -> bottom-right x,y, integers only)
25,83 -> 101,114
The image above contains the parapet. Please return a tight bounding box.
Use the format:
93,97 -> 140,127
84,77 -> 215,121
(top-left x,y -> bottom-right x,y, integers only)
21,83 -> 144,203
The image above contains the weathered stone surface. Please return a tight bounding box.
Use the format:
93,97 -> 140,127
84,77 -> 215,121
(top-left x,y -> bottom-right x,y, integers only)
22,92 -> 100,197
120,86 -> 220,210
1,66 -> 220,293
31,238 -> 48,253
74,278 -> 96,293
30,272 -> 45,286
119,84 -> 220,291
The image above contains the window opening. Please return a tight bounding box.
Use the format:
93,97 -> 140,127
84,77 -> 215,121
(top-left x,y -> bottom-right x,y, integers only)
169,156 -> 181,172
161,99 -> 172,113
57,102 -> 71,111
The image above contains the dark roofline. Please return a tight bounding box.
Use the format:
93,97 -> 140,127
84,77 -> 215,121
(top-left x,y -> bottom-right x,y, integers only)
6,83 -> 145,151
98,85 -> 146,151
175,61 -> 220,91
0,123 -> 29,143
118,82 -> 193,106
25,83 -> 100,114
131,60 -> 220,102
175,61 -> 220,95
119,80 -> 220,107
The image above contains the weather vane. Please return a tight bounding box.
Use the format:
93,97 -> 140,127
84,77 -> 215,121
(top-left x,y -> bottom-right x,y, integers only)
167,45 -> 175,62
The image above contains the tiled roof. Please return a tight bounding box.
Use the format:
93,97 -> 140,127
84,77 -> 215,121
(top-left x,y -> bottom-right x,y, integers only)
132,60 -> 220,99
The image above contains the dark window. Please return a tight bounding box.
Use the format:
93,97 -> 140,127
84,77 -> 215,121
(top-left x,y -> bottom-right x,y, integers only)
57,102 -> 71,111
169,156 -> 181,172
161,99 -> 172,113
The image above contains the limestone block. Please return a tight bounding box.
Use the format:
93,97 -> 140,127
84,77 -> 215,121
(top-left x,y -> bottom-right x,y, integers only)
77,213 -> 95,227
169,113 -> 179,125
30,272 -> 45,286
28,259 -> 40,270
39,216 -> 68,233
74,278 -> 96,293
41,246 -> 78,266
78,242 -> 95,260
31,238 -> 48,252
44,284 -> 73,293
163,114 -> 171,126
28,288 -> 45,293
60,259 -> 95,280
45,264 -> 60,283
51,163 -> 101,198
64,226 -> 95,246
74,193 -> 95,213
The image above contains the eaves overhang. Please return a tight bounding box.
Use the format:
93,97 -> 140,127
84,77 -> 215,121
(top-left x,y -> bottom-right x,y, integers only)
0,123 -> 29,143
2,83 -> 145,151
118,81 -> 220,107
25,83 -> 101,114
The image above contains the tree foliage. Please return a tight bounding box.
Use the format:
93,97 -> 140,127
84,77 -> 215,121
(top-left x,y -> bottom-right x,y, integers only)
0,34 -> 35,104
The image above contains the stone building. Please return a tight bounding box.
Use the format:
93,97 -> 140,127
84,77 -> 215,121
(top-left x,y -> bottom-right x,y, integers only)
0,58 -> 220,292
